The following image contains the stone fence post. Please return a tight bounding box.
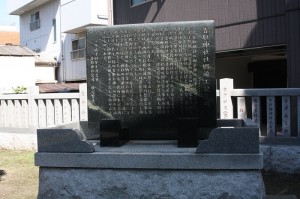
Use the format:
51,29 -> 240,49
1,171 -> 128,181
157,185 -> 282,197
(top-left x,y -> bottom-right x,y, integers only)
79,83 -> 88,121
219,78 -> 233,119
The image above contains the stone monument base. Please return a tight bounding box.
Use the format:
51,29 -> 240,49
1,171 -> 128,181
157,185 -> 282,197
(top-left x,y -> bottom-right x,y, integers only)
38,168 -> 265,199
35,119 -> 265,199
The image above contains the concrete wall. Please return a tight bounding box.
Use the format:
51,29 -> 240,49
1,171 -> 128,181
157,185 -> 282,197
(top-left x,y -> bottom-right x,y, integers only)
35,66 -> 56,83
0,56 -> 35,90
61,0 -> 108,33
0,128 -> 37,151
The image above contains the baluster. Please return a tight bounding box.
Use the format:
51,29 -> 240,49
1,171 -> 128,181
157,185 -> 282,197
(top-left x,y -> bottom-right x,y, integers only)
63,99 -> 71,123
266,96 -> 276,137
28,87 -> 39,128
252,96 -> 261,134
237,97 -> 247,119
79,83 -> 88,121
71,99 -> 79,122
298,96 -> 300,137
1,100 -> 8,127
14,100 -> 22,128
21,100 -> 29,128
38,99 -> 46,127
282,96 -> 291,137
7,100 -> 14,127
54,99 -> 63,125
46,99 -> 54,127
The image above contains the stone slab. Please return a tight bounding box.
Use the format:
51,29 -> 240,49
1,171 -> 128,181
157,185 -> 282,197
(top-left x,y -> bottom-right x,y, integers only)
37,168 -> 266,199
260,144 -> 300,174
267,195 -> 298,199
260,137 -> 300,146
86,21 -> 216,139
196,126 -> 259,154
35,141 -> 263,169
37,129 -> 94,153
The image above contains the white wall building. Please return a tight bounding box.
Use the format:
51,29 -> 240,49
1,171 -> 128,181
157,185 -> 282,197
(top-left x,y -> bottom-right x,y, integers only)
0,45 -> 35,92
8,0 -> 112,82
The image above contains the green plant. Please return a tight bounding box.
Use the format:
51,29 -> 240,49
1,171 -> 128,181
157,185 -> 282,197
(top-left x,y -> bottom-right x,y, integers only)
12,86 -> 27,94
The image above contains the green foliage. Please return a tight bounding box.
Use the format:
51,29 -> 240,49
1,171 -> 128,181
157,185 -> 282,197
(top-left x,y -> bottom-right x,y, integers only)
12,86 -> 27,94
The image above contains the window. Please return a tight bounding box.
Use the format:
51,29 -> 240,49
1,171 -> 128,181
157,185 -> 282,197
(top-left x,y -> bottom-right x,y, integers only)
71,38 -> 86,60
30,12 -> 40,31
52,19 -> 56,42
131,0 -> 152,6
33,48 -> 41,53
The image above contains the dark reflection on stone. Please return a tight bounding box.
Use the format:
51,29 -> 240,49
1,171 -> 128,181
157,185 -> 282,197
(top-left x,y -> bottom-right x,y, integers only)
100,119 -> 129,146
86,21 -> 216,144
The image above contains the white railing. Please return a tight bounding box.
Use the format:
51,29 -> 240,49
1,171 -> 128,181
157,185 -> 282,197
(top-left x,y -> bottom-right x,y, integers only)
0,84 -> 88,128
219,78 -> 300,137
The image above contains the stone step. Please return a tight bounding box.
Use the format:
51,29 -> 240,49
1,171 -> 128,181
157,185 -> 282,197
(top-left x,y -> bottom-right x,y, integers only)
267,195 -> 298,199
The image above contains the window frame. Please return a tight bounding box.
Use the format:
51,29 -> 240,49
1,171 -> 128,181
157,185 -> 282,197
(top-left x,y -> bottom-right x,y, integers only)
71,37 -> 86,60
131,0 -> 153,7
52,18 -> 57,43
30,11 -> 40,31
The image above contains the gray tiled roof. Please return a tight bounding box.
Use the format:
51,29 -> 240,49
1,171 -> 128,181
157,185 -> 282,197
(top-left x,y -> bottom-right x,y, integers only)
0,45 -> 35,56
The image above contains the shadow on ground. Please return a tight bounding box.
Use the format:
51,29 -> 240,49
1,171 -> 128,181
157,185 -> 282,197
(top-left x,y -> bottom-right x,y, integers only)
263,171 -> 300,198
0,169 -> 6,181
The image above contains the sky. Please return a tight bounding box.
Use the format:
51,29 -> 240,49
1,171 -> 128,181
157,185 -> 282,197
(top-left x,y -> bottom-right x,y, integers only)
0,0 -> 20,30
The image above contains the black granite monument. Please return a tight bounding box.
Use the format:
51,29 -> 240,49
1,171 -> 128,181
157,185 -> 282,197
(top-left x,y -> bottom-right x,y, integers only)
86,21 -> 216,146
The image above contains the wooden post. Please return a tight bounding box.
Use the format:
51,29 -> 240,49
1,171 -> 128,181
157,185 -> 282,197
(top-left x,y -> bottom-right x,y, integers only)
266,96 -> 276,137
79,83 -> 88,121
219,78 -> 233,119
282,96 -> 291,137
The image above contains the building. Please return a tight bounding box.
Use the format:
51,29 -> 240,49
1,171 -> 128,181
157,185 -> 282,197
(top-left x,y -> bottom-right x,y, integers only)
8,0 -> 111,82
0,25 -> 20,45
9,0 -> 300,88
0,45 -> 57,92
114,0 -> 300,90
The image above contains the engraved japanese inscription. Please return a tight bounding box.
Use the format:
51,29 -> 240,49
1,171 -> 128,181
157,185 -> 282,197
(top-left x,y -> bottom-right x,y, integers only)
86,21 -> 216,139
